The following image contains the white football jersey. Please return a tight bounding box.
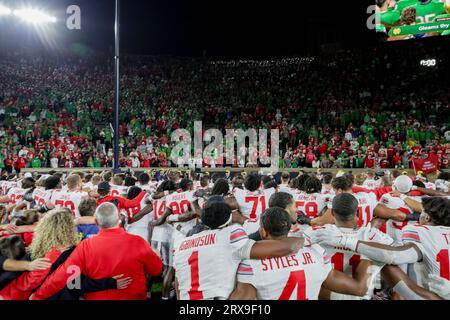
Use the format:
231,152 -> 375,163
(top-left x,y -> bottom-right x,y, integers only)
233,188 -> 275,220
151,197 -> 173,243
173,224 -> 251,300
402,224 -> 450,290
362,179 -> 379,190
379,193 -> 417,242
32,188 -> 54,206
237,244 -> 332,300
0,181 -> 7,195
123,193 -> 151,219
242,218 -> 260,235
424,182 -> 436,190
304,224 -> 394,299
293,192 -> 330,219
125,193 -> 152,242
321,187 -> 335,196
193,181 -> 202,190
328,192 -> 378,228
288,224 -> 304,238
109,184 -> 129,197
1,181 -> 17,196
50,190 -> 89,218
83,182 -> 95,191
165,190 -> 197,241
7,187 -> 28,205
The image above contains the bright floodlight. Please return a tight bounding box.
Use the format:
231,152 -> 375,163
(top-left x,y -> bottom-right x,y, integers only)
0,4 -> 12,15
13,8 -> 56,24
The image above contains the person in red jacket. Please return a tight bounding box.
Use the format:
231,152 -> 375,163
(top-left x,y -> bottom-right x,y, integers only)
31,202 -> 163,300
96,182 -> 147,212
0,209 -> 80,300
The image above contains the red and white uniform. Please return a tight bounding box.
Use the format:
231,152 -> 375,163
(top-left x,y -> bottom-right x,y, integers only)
424,182 -> 436,190
83,182 -> 96,191
362,179 -> 379,190
321,187 -> 335,197
0,181 -> 17,196
233,188 -> 276,221
328,192 -> 378,228
304,224 -> 394,299
379,193 -> 418,242
7,187 -> 28,205
124,193 -> 151,241
109,184 -> 129,197
151,197 -> 174,267
32,188 -> 54,207
236,244 -> 331,300
402,224 -> 450,289
151,197 -> 173,244
288,224 -> 304,238
165,191 -> 196,241
293,192 -> 330,219
50,189 -> 89,218
193,181 -> 203,191
173,224 -> 252,300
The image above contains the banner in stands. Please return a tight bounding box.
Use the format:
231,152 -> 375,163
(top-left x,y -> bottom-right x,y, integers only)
412,153 -> 438,173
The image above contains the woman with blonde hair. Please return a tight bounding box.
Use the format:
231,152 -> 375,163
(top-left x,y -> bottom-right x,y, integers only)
0,208 -> 130,300
0,208 -> 80,300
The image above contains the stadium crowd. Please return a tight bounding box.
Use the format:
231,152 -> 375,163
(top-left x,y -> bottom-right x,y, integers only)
0,42 -> 449,171
0,168 -> 449,300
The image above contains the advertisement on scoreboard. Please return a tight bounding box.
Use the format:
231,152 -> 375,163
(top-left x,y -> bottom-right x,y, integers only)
375,0 -> 450,41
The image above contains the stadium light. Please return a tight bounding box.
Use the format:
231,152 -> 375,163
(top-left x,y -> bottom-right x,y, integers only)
0,4 -> 12,15
13,8 -> 56,24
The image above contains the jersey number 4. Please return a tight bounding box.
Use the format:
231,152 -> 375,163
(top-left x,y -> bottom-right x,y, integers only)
279,270 -> 307,300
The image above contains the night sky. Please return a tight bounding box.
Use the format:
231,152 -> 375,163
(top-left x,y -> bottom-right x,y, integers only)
0,0 -> 377,56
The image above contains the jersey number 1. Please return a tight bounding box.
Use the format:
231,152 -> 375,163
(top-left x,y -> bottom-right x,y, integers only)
436,249 -> 450,280
188,251 -> 204,299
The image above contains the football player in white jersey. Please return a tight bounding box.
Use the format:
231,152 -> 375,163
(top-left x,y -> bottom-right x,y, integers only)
312,197 -> 450,299
279,171 -> 291,190
362,171 -> 379,190
244,192 -> 304,241
150,181 -> 176,271
415,173 -> 436,190
50,174 -> 89,218
123,186 -> 153,241
304,193 -> 394,300
311,176 -> 379,228
230,207 -> 372,300
293,177 -> 331,224
32,175 -> 60,208
233,173 -> 275,222
109,175 -> 129,196
320,172 -> 335,196
152,179 -> 198,300
0,178 -> 17,196
173,197 -> 305,300
136,172 -> 157,193
375,175 -> 422,242
0,177 -> 35,206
